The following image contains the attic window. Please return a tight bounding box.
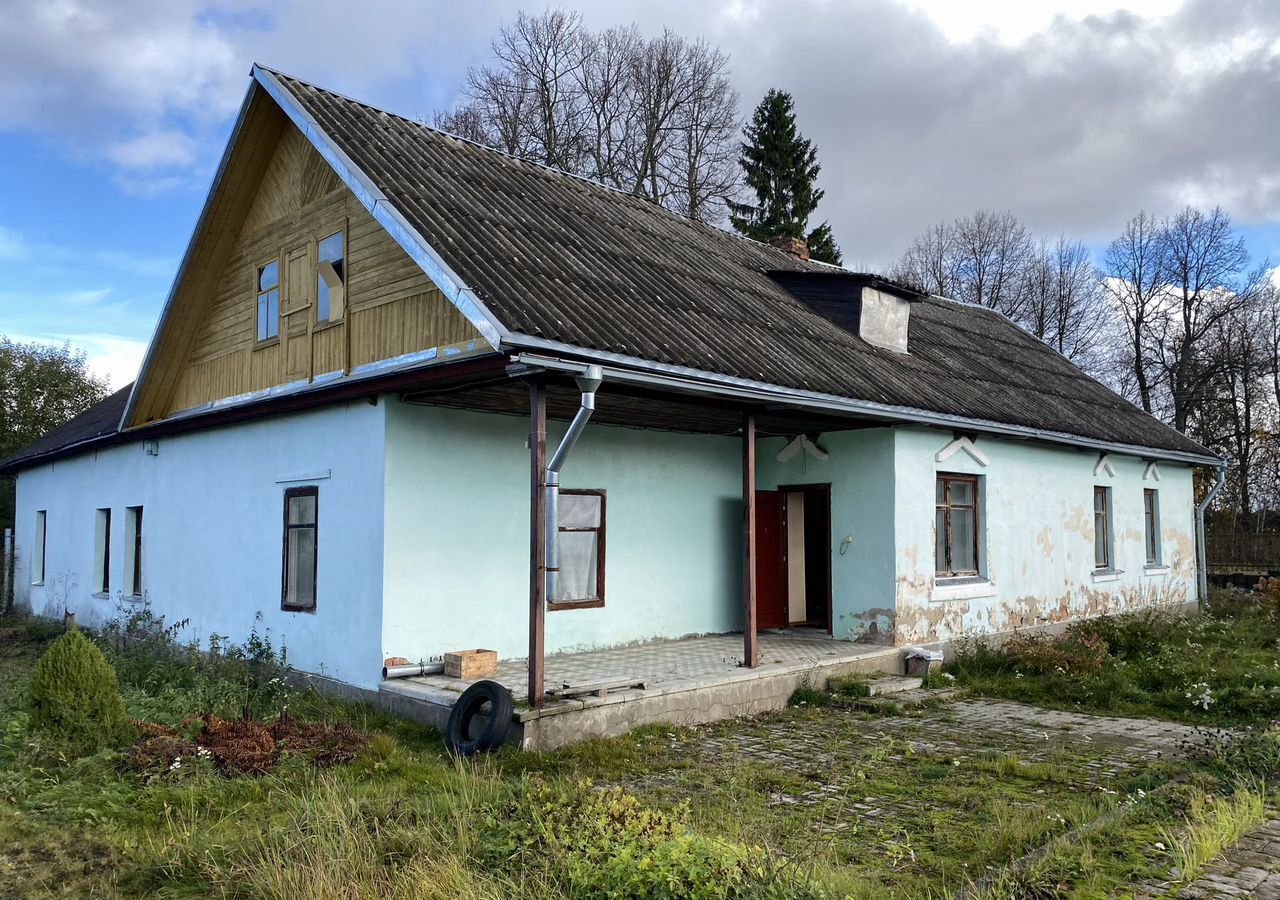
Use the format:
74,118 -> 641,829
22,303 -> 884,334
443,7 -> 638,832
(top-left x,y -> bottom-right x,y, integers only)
256,260 -> 280,342
316,231 -> 345,323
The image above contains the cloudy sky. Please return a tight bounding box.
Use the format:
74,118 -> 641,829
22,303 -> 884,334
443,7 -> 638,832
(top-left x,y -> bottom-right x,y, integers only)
2,0 -> 1278,388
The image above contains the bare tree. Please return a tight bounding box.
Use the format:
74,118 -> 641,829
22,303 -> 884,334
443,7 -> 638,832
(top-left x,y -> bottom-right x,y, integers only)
1023,236 -> 1107,365
434,12 -> 740,224
892,222 -> 957,297
1102,211 -> 1165,414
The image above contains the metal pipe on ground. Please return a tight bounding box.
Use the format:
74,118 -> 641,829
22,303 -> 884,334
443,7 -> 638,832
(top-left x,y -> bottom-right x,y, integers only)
545,366 -> 603,602
382,662 -> 444,680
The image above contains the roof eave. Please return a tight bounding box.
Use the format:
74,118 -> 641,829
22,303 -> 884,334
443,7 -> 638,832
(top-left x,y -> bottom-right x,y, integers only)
506,335 -> 1223,467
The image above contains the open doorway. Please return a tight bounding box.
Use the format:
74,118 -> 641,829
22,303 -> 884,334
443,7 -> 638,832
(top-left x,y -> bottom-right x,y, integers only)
781,483 -> 832,633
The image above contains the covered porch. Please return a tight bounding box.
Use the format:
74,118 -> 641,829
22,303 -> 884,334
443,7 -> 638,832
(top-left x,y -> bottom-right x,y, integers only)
380,631 -> 902,750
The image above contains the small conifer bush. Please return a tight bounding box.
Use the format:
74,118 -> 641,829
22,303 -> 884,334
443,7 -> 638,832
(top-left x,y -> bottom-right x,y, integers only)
28,626 -> 130,755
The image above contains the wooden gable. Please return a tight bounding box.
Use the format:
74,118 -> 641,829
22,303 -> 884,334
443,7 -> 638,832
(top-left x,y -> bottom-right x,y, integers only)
127,84 -> 481,425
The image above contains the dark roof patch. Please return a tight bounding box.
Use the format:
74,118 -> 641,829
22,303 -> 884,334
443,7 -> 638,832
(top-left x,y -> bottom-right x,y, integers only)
0,385 -> 132,473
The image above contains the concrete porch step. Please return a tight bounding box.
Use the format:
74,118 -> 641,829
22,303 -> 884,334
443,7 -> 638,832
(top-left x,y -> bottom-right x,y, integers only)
865,676 -> 925,697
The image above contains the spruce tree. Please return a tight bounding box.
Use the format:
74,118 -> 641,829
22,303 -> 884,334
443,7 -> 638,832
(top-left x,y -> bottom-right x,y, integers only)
729,89 -> 843,265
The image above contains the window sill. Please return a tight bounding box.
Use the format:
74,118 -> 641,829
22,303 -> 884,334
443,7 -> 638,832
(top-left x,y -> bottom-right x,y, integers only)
931,577 -> 996,603
1143,565 -> 1170,577
281,604 -> 316,614
30,581 -> 43,587
1091,568 -> 1123,583
549,598 -> 605,611
312,318 -> 344,333
91,592 -> 110,600
254,336 -> 280,351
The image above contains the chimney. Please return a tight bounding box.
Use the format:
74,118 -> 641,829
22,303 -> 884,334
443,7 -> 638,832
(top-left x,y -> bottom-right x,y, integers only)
769,235 -> 809,260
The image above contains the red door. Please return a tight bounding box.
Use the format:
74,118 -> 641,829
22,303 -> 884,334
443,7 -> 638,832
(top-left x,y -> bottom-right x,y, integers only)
755,490 -> 787,630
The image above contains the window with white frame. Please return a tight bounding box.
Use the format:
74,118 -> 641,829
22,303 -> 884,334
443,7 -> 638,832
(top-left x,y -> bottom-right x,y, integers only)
1144,489 -> 1161,566
125,506 -> 144,597
551,489 -> 605,609
282,487 -> 318,611
94,508 -> 111,594
32,510 -> 46,585
1093,486 -> 1113,570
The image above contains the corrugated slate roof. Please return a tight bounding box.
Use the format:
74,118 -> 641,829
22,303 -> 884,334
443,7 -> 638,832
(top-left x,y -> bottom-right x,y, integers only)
1,384 -> 132,472
268,69 -> 1208,459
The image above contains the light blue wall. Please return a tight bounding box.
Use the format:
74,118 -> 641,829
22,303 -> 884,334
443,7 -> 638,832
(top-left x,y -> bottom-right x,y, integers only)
892,426 -> 1197,644
381,402 -> 743,663
757,429 -> 897,640
13,402 -> 388,688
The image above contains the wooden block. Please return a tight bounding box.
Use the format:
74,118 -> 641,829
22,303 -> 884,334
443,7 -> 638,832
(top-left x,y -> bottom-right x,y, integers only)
383,656 -> 409,667
547,678 -> 647,699
443,649 -> 498,679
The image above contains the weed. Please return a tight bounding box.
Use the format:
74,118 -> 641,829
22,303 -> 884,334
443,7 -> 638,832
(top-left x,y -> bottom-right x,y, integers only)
1162,783 -> 1266,884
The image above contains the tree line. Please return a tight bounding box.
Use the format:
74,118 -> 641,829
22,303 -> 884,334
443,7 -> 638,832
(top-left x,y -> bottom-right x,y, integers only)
893,206 -> 1277,526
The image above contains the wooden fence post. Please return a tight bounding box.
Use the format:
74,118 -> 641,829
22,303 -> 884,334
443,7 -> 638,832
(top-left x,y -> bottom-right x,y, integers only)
1,528 -> 13,616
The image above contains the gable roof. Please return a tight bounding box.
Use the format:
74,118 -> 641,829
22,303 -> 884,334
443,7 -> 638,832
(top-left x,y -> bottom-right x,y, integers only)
244,67 -> 1211,462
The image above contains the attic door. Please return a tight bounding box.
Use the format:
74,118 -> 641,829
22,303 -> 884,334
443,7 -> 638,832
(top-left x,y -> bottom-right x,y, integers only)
282,244 -> 313,382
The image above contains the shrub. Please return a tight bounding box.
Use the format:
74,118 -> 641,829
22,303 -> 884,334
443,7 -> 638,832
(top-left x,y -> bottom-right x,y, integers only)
998,629 -> 1108,676
482,779 -> 819,899
27,626 -> 130,755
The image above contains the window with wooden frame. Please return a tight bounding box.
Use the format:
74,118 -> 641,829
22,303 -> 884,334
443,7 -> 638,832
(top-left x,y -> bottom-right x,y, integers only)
32,510 -> 46,585
125,506 -> 143,597
1144,488 -> 1161,566
316,229 -> 345,323
1093,486 -> 1113,570
282,487 -> 318,611
94,508 -> 111,594
551,489 -> 605,610
935,474 -> 979,577
256,258 -> 280,342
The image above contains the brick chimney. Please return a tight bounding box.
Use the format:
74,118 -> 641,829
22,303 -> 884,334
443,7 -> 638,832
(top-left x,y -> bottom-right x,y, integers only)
769,235 -> 809,260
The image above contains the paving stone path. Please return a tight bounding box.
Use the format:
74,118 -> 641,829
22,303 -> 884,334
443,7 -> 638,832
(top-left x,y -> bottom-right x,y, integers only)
1174,818 -> 1280,899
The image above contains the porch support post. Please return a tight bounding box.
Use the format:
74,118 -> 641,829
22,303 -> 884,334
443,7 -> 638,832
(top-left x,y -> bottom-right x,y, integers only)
742,411 -> 758,668
528,378 -> 548,707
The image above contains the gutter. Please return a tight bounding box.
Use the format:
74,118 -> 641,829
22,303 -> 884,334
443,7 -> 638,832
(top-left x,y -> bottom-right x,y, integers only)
1195,464 -> 1227,610
507,339 -> 1222,467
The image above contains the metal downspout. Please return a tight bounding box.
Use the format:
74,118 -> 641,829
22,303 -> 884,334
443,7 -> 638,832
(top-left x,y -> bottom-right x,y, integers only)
1196,464 -> 1227,610
545,366 -> 604,602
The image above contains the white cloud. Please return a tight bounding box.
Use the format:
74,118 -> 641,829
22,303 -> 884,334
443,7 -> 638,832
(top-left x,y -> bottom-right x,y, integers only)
105,131 -> 197,170
0,225 -> 27,260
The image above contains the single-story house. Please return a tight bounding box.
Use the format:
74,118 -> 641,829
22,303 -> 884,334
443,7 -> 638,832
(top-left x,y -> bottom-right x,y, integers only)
3,65 -> 1222,709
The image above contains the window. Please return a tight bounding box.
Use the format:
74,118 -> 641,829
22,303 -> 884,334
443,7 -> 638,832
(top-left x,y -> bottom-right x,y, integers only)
282,487 -> 318,611
256,259 -> 280,342
32,510 -> 46,585
1144,489 -> 1161,566
125,506 -> 143,597
1093,486 -> 1113,570
551,489 -> 605,609
316,231 -> 345,323
94,508 -> 111,594
935,475 -> 979,577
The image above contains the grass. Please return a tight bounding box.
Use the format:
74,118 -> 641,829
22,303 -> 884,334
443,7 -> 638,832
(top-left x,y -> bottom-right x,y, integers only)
3,591 -> 1280,898
949,588 -> 1280,726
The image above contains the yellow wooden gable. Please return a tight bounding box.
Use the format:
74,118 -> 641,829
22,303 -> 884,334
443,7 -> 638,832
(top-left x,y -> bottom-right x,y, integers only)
126,85 -> 481,426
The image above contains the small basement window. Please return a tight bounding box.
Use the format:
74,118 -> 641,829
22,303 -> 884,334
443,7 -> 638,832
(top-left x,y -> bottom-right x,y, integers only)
1144,489 -> 1161,566
551,489 -> 605,610
32,510 -> 46,585
282,487 -> 318,611
125,506 -> 143,597
316,231 -> 345,323
1094,486 -> 1113,570
94,508 -> 111,594
256,259 -> 280,342
935,474 -> 980,578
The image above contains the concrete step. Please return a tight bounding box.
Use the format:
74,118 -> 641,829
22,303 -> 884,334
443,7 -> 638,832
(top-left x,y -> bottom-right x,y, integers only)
865,676 -> 925,697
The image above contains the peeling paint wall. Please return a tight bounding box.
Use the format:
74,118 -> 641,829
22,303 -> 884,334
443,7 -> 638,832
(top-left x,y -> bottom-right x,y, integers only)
382,403 -> 742,663
892,426 -> 1197,645
757,428 -> 897,642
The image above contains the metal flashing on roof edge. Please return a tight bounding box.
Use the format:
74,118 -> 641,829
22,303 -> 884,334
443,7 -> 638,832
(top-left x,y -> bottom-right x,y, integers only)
506,335 -> 1223,467
250,65 -> 506,349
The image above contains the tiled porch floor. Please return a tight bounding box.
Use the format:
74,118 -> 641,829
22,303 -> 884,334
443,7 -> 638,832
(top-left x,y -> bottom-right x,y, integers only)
381,631 -> 899,714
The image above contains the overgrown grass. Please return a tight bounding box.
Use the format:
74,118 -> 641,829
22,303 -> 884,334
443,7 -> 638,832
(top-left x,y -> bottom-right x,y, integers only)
950,589 -> 1280,726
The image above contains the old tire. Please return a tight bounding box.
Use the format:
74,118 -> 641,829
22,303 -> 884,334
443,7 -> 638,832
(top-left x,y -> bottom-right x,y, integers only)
445,680 -> 514,755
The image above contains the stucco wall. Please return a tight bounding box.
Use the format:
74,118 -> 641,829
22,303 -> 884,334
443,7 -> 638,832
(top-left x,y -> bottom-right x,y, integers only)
757,428 -> 897,641
381,402 -> 742,664
12,401 -> 387,689
892,426 -> 1197,644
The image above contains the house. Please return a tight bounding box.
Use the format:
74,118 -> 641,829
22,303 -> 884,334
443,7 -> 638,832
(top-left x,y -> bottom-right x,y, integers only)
3,66 -> 1221,727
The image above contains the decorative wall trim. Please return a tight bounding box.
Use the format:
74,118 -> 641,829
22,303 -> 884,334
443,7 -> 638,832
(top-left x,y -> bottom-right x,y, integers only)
935,435 -> 989,467
1094,453 -> 1116,477
1144,460 -> 1161,482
